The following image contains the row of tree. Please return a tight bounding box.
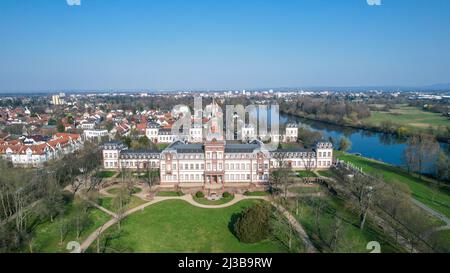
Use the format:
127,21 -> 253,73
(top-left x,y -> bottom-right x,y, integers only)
0,141 -> 102,252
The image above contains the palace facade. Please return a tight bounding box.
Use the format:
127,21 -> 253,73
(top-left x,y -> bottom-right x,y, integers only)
102,139 -> 333,189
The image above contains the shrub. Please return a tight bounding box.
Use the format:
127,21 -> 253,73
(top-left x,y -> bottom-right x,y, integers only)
195,191 -> 204,198
223,192 -> 231,198
243,191 -> 250,196
234,203 -> 270,243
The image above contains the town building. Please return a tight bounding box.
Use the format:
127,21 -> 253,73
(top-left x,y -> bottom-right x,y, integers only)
83,129 -> 109,141
0,133 -> 84,167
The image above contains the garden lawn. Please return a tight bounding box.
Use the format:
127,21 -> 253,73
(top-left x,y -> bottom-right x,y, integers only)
156,191 -> 183,197
98,199 -> 287,253
31,204 -> 110,253
99,195 -> 147,213
336,152 -> 450,219
192,195 -> 234,205
297,170 -> 317,178
317,170 -> 334,178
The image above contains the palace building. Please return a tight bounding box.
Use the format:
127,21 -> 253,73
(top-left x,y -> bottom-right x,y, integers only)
103,100 -> 332,190
102,138 -> 333,189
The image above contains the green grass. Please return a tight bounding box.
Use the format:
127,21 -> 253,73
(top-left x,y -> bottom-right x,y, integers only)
365,105 -> 450,131
288,195 -> 405,253
96,171 -> 117,178
98,195 -> 147,213
192,194 -> 235,205
317,170 -> 334,178
156,191 -> 184,197
297,170 -> 318,178
31,203 -> 110,253
289,186 -> 322,195
244,191 -> 270,196
336,151 -> 450,219
106,187 -> 142,195
95,199 -> 287,253
429,230 -> 450,253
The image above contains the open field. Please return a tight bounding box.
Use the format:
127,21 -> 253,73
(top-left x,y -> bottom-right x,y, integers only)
94,199 -> 287,253
336,151 -> 450,219
365,105 -> 450,131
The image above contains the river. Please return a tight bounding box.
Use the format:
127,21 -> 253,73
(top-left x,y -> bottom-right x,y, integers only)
279,114 -> 449,169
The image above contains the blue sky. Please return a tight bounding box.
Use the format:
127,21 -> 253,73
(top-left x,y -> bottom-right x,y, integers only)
0,0 -> 450,91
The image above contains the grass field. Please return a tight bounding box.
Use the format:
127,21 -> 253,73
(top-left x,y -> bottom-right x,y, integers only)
96,171 -> 117,178
95,199 -> 287,253
289,186 -> 322,195
156,191 -> 183,197
336,151 -> 450,219
317,170 -> 334,178
297,170 -> 318,178
98,195 -> 147,213
365,105 -> 449,131
31,203 -> 110,253
106,186 -> 142,195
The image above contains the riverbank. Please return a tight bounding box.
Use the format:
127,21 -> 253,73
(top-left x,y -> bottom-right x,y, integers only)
280,110 -> 450,144
335,151 -> 450,219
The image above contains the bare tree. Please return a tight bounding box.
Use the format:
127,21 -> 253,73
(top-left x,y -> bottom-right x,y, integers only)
346,173 -> 378,230
113,187 -> 130,231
